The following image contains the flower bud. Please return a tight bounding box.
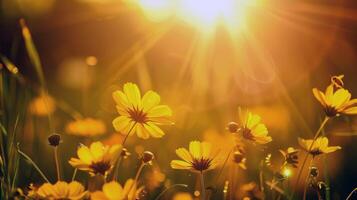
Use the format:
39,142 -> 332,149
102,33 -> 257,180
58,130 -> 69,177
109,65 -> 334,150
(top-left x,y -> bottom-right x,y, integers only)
227,122 -> 239,133
48,134 -> 62,147
120,148 -> 130,159
142,151 -> 155,164
310,167 -> 319,177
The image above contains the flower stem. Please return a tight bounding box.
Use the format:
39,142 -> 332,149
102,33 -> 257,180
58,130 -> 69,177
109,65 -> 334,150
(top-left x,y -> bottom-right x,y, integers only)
127,162 -> 145,199
17,148 -> 50,183
121,122 -> 137,147
290,117 -> 329,199
112,122 -> 136,181
199,172 -> 206,200
71,168 -> 78,181
54,147 -> 61,181
214,149 -> 232,183
303,157 -> 314,200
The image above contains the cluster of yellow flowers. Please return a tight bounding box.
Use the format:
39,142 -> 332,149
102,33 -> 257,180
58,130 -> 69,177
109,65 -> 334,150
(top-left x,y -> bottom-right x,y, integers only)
20,75 -> 357,200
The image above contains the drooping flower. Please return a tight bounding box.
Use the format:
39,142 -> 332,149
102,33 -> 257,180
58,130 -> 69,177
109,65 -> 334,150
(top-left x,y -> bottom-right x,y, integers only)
312,75 -> 357,117
66,118 -> 106,137
112,82 -> 173,139
29,94 -> 56,116
298,137 -> 341,157
91,179 -> 143,200
69,141 -> 121,176
235,111 -> 272,144
29,181 -> 87,200
170,141 -> 217,172
279,147 -> 299,168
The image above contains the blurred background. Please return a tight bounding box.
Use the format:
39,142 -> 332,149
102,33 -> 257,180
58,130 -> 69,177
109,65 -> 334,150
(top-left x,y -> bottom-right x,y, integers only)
1,0 -> 357,199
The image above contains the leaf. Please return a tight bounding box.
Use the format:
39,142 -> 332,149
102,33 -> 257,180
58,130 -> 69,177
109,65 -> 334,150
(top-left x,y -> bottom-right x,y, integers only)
19,19 -> 46,87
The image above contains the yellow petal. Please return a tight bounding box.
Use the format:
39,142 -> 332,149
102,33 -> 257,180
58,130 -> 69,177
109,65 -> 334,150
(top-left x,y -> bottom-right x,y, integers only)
113,91 -> 130,109
323,146 -> 341,154
90,142 -> 106,161
144,123 -> 165,138
312,88 -> 327,107
200,142 -> 211,158
147,105 -> 172,118
170,160 -> 192,170
91,191 -> 108,200
332,89 -> 351,108
102,181 -> 124,200
325,85 -> 334,103
68,181 -> 85,199
112,116 -> 131,133
53,181 -> 68,198
123,82 -> 141,108
142,90 -> 160,112
136,124 -> 150,139
251,124 -> 268,136
246,113 -> 261,129
176,148 -> 193,163
37,183 -> 56,197
189,141 -> 201,159
77,145 -> 93,164
343,106 -> 357,115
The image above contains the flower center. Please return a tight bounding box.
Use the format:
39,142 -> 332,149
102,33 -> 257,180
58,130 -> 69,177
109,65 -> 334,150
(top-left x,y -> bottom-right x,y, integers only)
90,161 -> 111,175
309,149 -> 322,157
191,158 -> 212,171
324,106 -> 337,117
127,107 -> 148,124
241,127 -> 255,141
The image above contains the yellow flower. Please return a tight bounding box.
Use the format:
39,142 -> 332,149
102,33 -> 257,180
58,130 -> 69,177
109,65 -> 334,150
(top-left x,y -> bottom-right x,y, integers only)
312,75 -> 357,117
298,136 -> 341,157
29,94 -> 56,116
91,179 -> 143,200
66,118 -> 106,137
32,181 -> 87,200
237,111 -> 272,144
112,82 -> 173,139
170,141 -> 217,172
69,141 -> 121,176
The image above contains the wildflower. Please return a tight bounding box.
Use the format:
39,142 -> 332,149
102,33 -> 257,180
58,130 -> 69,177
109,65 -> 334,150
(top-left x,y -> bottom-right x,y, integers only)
279,147 -> 299,168
31,181 -> 87,200
171,141 -> 217,172
298,136 -> 341,157
112,82 -> 173,139
91,179 -> 143,200
66,118 -> 106,137
48,134 -> 62,147
237,111 -> 272,144
233,150 -> 246,170
69,141 -> 121,176
29,94 -> 56,116
312,75 -> 357,117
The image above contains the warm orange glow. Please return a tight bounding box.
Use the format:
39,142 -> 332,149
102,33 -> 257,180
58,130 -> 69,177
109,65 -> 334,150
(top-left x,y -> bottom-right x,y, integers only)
134,0 -> 254,30
178,0 -> 249,29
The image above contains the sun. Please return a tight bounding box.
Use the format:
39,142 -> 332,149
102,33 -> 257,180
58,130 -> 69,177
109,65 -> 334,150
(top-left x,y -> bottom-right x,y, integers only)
178,0 -> 250,30
133,0 -> 254,31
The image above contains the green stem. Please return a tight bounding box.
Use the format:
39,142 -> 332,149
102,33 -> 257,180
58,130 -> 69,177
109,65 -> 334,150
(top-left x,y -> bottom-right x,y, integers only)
17,148 -> 49,183
291,117 -> 329,199
303,157 -> 314,200
54,147 -> 61,181
127,162 -> 145,200
71,168 -> 78,182
199,172 -> 206,200
121,122 -> 137,147
346,188 -> 357,200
